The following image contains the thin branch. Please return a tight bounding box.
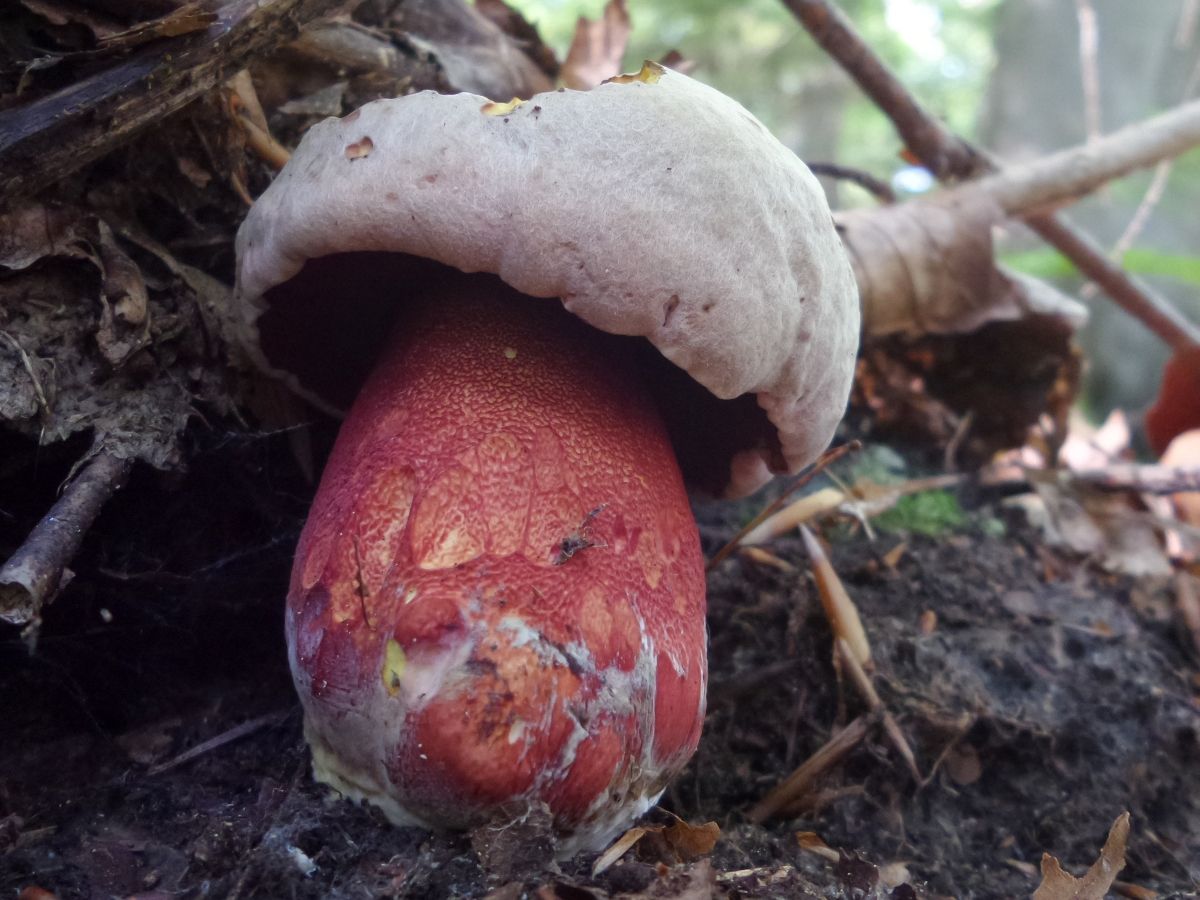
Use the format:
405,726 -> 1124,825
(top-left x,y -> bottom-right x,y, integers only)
1025,215 -> 1200,351
705,440 -> 860,573
835,637 -> 921,781
974,100 -> 1200,217
1,451 -> 132,627
1108,160 -> 1172,263
147,710 -> 290,776
0,0 -> 353,205
806,161 -> 896,203
783,0 -> 1200,353
747,714 -> 874,823
780,0 -> 982,180
1074,0 -> 1102,145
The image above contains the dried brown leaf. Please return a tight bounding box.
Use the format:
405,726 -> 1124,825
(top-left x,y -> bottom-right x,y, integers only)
802,526 -> 871,666
561,0 -> 630,90
662,818 -> 720,862
1023,472 -> 1172,577
1033,812 -> 1130,900
839,190 -> 1086,337
0,205 -> 91,271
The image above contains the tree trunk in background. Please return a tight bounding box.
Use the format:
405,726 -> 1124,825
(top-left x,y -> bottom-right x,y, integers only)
980,0 -> 1200,419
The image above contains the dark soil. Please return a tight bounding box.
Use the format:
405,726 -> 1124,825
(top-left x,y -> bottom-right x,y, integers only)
2,430 -> 1198,899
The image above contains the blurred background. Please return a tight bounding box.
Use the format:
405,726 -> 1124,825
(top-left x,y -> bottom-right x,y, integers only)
507,0 -> 1200,424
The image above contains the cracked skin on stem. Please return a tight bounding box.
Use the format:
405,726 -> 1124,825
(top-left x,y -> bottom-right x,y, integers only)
286,272 -> 707,849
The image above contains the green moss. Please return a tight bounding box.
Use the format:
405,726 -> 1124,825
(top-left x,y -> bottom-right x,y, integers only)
873,489 -> 965,535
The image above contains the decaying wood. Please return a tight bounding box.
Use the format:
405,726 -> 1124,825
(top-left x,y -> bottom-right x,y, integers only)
785,0 -> 1200,353
0,451 -> 132,627
0,0 -> 354,206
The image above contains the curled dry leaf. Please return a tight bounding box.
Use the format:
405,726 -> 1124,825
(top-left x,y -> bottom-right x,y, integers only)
662,818 -> 720,862
1033,812 -> 1130,900
560,0 -> 631,90
838,188 -> 1086,338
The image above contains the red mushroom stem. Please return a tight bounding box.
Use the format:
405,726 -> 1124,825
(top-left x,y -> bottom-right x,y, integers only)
286,271 -> 706,847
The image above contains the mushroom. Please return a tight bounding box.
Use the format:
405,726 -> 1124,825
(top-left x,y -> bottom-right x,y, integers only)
233,63 -> 859,853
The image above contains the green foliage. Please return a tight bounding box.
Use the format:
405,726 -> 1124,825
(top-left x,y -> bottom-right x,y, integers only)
873,489 -> 965,535
1002,247 -> 1200,287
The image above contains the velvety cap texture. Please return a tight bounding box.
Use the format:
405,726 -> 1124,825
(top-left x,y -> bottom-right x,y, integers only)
235,64 -> 860,495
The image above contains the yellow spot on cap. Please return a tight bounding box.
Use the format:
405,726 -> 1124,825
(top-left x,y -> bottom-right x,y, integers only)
504,347 -> 518,360
603,60 -> 664,86
481,98 -> 525,116
383,639 -> 406,696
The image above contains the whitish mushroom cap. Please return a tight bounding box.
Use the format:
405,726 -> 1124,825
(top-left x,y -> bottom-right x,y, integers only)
234,64 -> 859,496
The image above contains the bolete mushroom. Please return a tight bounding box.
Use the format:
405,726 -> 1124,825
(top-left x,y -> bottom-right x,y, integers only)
233,63 -> 858,853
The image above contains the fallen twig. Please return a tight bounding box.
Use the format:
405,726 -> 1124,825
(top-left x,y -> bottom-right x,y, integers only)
747,714 -> 873,823
705,440 -> 860,573
984,463 -> 1200,495
784,0 -> 1200,353
835,637 -> 921,782
147,710 -> 290,776
1,451 -> 132,628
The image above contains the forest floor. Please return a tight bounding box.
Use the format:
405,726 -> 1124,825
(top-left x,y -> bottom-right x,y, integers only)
1,429 -> 1197,900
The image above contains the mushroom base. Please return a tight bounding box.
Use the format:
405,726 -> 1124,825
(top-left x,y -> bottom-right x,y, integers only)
285,272 -> 707,851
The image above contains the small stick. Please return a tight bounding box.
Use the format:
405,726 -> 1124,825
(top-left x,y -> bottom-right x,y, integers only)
983,463 -> 1200,495
1071,464 -> 1200,494
1,451 -> 132,627
148,710 -> 288,776
747,714 -> 873,823
705,440 -> 860,573
1023,214 -> 1200,352
835,637 -> 921,782
806,161 -> 896,203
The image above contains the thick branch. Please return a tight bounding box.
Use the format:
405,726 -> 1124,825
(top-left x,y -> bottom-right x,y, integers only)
0,0 -> 352,205
785,0 -> 1200,353
1,452 -> 132,626
977,100 -> 1200,216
